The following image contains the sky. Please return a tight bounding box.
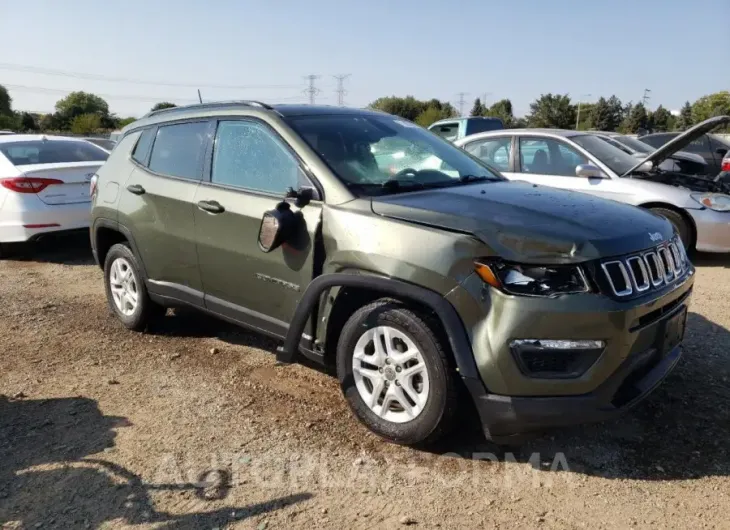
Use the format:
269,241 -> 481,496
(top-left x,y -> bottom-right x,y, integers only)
2,0 -> 729,118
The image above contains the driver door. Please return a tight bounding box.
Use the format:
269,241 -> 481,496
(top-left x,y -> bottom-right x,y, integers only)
515,136 -> 630,203
193,118 -> 322,337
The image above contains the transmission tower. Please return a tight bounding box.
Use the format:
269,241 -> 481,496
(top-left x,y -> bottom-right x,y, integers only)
642,88 -> 651,107
333,74 -> 351,106
456,92 -> 468,116
303,75 -> 321,104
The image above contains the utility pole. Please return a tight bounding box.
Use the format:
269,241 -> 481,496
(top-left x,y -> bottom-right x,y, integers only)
456,92 -> 468,116
642,88 -> 651,108
575,93 -> 592,130
303,75 -> 321,104
333,74 -> 351,106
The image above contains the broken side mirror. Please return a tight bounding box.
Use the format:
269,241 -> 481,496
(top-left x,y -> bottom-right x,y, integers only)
258,202 -> 297,253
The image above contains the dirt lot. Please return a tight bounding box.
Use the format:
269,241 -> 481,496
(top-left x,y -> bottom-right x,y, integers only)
1,234 -> 729,529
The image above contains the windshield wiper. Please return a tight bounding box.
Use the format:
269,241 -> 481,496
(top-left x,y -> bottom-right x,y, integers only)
380,179 -> 426,192
458,174 -> 501,183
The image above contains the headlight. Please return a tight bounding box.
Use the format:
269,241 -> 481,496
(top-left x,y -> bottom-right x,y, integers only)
474,260 -> 591,297
691,193 -> 730,212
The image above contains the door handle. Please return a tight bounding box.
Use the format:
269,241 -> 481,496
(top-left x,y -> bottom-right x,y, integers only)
126,184 -> 146,195
197,200 -> 225,214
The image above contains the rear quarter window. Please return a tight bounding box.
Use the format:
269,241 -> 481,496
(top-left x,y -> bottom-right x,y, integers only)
0,140 -> 108,165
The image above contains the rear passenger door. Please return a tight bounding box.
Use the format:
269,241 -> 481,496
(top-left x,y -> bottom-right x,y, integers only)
193,118 -> 322,337
118,121 -> 210,303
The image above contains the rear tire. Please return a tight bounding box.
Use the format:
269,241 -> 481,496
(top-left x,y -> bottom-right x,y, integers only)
103,243 -> 165,331
336,299 -> 458,446
650,207 -> 692,250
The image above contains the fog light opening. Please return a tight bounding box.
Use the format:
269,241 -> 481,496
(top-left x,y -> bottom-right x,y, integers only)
510,339 -> 606,379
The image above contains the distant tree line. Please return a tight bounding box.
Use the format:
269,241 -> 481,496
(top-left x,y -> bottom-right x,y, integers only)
0,86 -> 178,135
369,91 -> 730,133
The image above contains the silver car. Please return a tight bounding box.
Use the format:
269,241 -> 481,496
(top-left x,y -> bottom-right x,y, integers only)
454,116 -> 730,252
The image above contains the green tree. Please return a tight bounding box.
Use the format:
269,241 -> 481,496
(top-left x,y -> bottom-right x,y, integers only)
527,93 -> 576,129
118,117 -> 137,128
150,102 -> 177,112
589,97 -> 612,131
20,112 -> 38,131
650,105 -> 671,132
622,103 -> 649,133
675,101 -> 693,130
368,96 -> 425,121
692,91 -> 730,123
0,113 -> 19,130
55,92 -> 109,121
605,95 -> 624,131
0,84 -> 12,117
415,106 -> 445,127
70,113 -> 103,134
470,98 -> 485,117
486,99 -> 514,127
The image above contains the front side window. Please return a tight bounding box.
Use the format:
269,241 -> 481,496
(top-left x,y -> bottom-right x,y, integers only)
211,120 -> 301,194
464,137 -> 512,171
518,137 -> 587,176
571,134 -> 644,176
0,140 -> 108,166
640,134 -> 674,149
148,121 -> 208,179
286,114 -> 503,196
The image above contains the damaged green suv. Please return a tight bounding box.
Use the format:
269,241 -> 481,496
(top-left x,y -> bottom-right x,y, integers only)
90,102 -> 694,444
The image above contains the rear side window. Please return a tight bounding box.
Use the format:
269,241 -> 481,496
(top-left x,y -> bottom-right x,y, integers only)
640,134 -> 674,149
211,120 -> 301,194
148,121 -> 209,179
131,128 -> 155,164
465,119 -> 503,136
0,140 -> 108,165
464,137 -> 512,171
431,122 -> 460,141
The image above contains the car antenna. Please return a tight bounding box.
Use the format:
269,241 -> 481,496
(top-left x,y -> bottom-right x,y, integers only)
197,89 -> 203,104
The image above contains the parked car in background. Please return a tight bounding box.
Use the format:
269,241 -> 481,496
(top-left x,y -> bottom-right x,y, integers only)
455,116 -> 730,252
428,116 -> 503,142
591,131 -> 708,175
82,137 -> 117,152
0,134 -> 109,257
640,129 -> 730,177
0,130 -> 14,135
91,102 -> 693,445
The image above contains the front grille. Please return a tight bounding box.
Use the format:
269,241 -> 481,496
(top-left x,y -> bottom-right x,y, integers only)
600,237 -> 689,298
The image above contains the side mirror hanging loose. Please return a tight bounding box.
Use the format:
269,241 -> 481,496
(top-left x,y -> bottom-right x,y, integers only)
258,201 -> 296,253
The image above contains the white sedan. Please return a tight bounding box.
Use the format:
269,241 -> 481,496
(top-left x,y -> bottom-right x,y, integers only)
0,135 -> 108,257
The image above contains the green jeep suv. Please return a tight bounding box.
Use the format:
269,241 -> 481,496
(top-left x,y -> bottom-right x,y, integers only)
90,102 -> 694,445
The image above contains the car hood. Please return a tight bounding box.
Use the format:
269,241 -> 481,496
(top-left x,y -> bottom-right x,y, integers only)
622,115 -> 730,177
370,181 -> 674,264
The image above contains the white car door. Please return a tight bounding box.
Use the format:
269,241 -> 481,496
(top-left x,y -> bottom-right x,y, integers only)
514,136 -> 633,204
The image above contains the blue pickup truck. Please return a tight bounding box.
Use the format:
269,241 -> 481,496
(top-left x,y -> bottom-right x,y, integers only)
427,116 -> 504,142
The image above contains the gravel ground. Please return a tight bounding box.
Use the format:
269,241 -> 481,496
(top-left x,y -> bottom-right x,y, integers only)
1,234 -> 729,529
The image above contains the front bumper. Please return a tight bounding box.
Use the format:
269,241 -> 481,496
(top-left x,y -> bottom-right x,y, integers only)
448,265 -> 694,441
687,207 -> 730,253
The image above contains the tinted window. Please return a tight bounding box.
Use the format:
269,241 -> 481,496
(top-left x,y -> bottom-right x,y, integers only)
431,122 -> 460,141
0,140 -> 108,166
640,133 -> 675,149
518,137 -> 588,176
85,138 -> 116,151
464,137 -> 512,171
132,128 -> 155,164
465,119 -> 504,136
148,121 -> 208,179
211,120 -> 300,193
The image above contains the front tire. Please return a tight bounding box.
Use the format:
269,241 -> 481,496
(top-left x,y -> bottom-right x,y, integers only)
336,300 -> 458,445
103,243 -> 164,331
650,207 -> 692,250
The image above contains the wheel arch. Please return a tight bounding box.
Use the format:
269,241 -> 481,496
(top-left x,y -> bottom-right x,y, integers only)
92,219 -> 148,279
279,273 -> 480,381
638,202 -> 697,249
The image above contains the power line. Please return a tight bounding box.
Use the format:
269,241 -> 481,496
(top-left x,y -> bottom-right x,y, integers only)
333,74 -> 351,106
0,62 -> 300,90
303,75 -> 321,105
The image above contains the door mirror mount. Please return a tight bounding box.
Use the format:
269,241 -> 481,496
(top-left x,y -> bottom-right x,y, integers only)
285,185 -> 317,208
258,202 -> 297,253
575,164 -> 606,178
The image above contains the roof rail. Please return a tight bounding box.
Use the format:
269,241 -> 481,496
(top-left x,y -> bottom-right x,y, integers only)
143,100 -> 274,119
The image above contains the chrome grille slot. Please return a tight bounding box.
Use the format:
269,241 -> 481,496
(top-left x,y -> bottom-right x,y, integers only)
626,256 -> 650,292
643,252 -> 664,287
601,238 -> 689,298
601,261 -> 633,296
